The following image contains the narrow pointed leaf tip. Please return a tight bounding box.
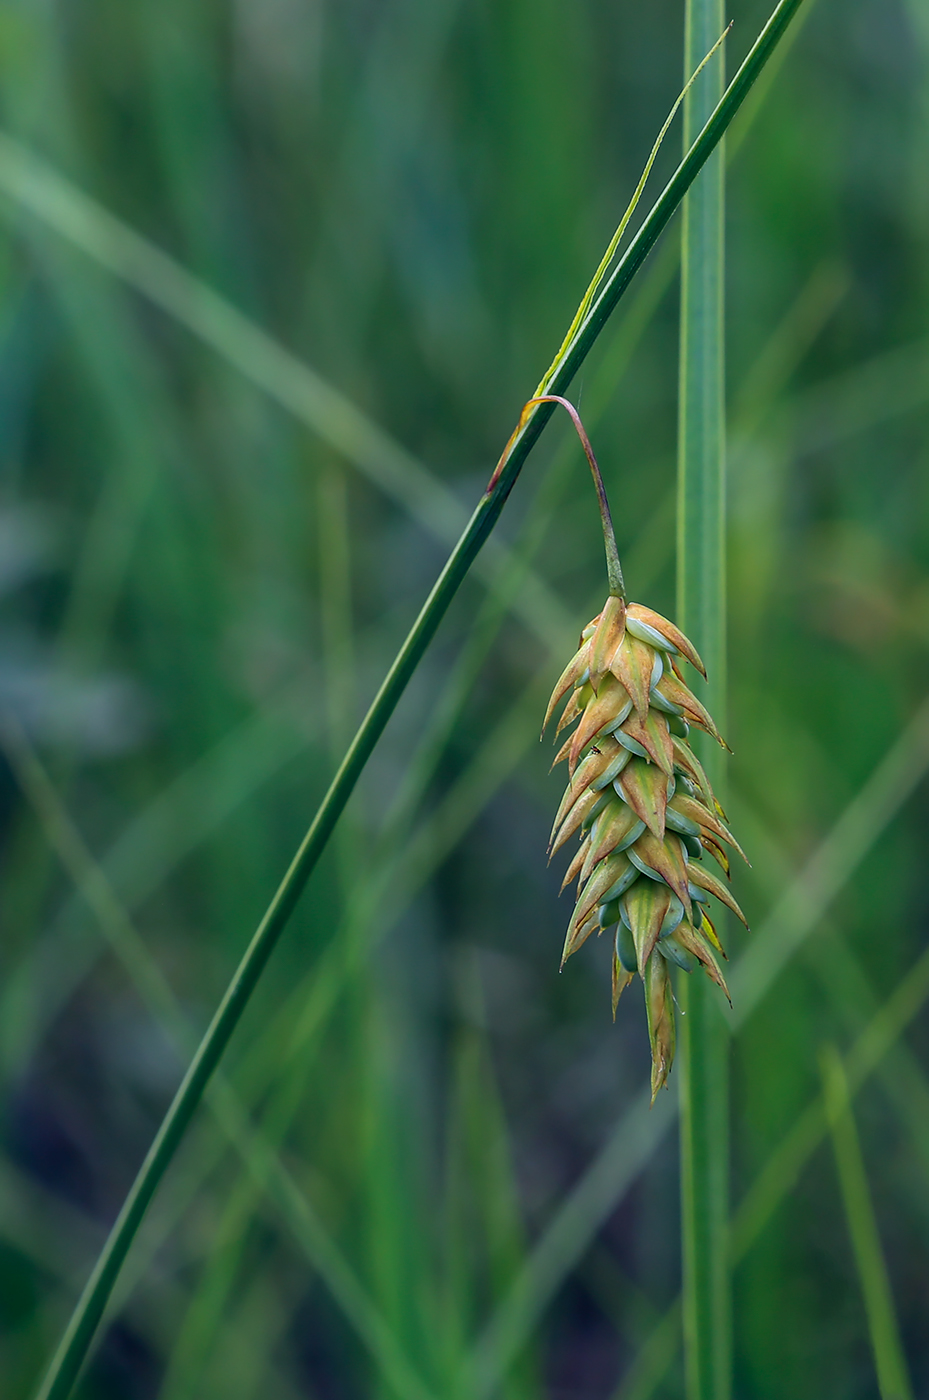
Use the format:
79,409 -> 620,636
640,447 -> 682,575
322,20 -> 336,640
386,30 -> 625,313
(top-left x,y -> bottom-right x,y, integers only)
533,22 -> 733,402
545,593 -> 745,1098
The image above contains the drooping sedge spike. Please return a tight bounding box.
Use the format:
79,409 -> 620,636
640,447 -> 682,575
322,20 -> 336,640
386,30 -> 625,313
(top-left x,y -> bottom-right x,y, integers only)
538,397 -> 746,1101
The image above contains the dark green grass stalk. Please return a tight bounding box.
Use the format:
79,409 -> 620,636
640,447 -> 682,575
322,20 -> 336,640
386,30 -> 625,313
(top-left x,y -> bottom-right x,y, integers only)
676,2 -> 730,1397
33,6 -> 805,1396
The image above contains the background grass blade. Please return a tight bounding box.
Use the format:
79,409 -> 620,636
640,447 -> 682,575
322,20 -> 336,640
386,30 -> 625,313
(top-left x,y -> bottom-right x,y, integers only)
464,1090 -> 677,1399
0,131 -> 572,653
733,945 -> 929,1262
730,696 -> 929,1018
559,944 -> 929,1400
820,1045 -> 914,1400
468,688 -> 929,1395
0,716 -> 441,1399
551,0 -> 805,391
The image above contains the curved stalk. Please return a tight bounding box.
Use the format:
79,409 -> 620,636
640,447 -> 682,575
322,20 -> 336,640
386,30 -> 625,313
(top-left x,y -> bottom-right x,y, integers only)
500,395 -> 625,599
34,5 -> 806,1397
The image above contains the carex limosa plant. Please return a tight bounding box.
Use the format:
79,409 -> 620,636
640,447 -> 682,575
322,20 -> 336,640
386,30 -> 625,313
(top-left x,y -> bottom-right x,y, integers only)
532,396 -> 748,1103
33,6 -> 804,1397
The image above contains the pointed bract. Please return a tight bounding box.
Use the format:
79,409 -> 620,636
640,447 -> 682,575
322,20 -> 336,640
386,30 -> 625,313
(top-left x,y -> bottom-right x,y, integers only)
581,800 -> 645,881
568,674 -> 632,774
645,953 -> 676,1102
555,687 -> 585,737
542,644 -> 591,735
669,793 -> 749,864
700,834 -> 731,877
589,595 -> 627,686
620,708 -> 674,775
549,736 -> 624,843
561,911 -> 600,964
627,603 -> 706,677
610,634 -> 655,718
571,851 -> 636,932
550,784 -> 602,856
628,828 -> 691,910
550,732 -> 574,770
657,673 -> 728,749
617,758 -> 669,839
621,879 -> 674,975
696,906 -> 725,956
689,861 -> 750,927
560,835 -> 590,892
672,921 -> 731,1003
612,951 -> 634,1018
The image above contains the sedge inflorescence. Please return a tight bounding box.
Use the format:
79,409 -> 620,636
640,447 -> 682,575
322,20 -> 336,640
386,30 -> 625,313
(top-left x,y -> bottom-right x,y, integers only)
544,594 -> 748,1101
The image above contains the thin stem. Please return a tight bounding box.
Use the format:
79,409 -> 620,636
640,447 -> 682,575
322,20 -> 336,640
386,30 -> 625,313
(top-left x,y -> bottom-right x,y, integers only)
537,0 -> 806,402
34,6 -> 806,1397
820,1046 -> 914,1400
525,395 -> 625,598
536,24 -> 731,397
677,0 -> 730,1397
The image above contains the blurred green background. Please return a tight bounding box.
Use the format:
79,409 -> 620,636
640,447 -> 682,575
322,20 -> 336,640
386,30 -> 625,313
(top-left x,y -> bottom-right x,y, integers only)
0,0 -> 927,1396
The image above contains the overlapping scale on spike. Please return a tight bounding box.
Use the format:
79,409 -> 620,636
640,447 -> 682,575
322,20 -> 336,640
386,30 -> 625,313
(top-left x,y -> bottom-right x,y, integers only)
543,597 -> 749,1103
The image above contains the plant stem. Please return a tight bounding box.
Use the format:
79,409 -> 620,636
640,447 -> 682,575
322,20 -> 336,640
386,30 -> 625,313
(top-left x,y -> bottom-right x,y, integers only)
677,1 -> 731,1398
523,395 -> 625,598
34,5 -> 805,1396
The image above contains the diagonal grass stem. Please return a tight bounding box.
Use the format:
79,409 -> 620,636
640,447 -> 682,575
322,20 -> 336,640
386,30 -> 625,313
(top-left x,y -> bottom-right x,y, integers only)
0,715 -> 437,1400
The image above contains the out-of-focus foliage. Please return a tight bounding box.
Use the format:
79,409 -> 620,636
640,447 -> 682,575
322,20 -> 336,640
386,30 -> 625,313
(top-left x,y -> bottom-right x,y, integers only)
0,1 -> 927,1397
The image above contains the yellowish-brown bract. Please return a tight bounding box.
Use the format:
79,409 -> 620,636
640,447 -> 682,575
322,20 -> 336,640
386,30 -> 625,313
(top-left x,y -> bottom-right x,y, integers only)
544,596 -> 748,1102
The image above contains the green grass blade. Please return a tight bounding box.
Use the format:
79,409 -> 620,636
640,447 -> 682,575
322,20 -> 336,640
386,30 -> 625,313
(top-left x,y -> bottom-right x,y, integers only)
464,1088 -> 676,1399
735,795 -> 929,1188
732,942 -> 929,1263
820,1045 -> 914,1400
607,949 -> 929,1400
611,1303 -> 682,1400
730,696 -> 929,1018
470,685 -> 929,1395
0,680 -> 318,1073
811,932 -> 929,1176
537,25 -> 728,396
33,500 -> 494,1399
52,665 -> 554,1363
31,6 -> 806,1394
542,0 -> 806,397
0,130 -> 572,655
0,716 -> 439,1399
676,1 -> 729,1397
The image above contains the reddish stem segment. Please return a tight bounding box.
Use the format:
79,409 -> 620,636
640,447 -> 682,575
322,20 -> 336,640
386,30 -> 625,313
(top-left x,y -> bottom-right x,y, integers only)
488,395 -> 625,599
